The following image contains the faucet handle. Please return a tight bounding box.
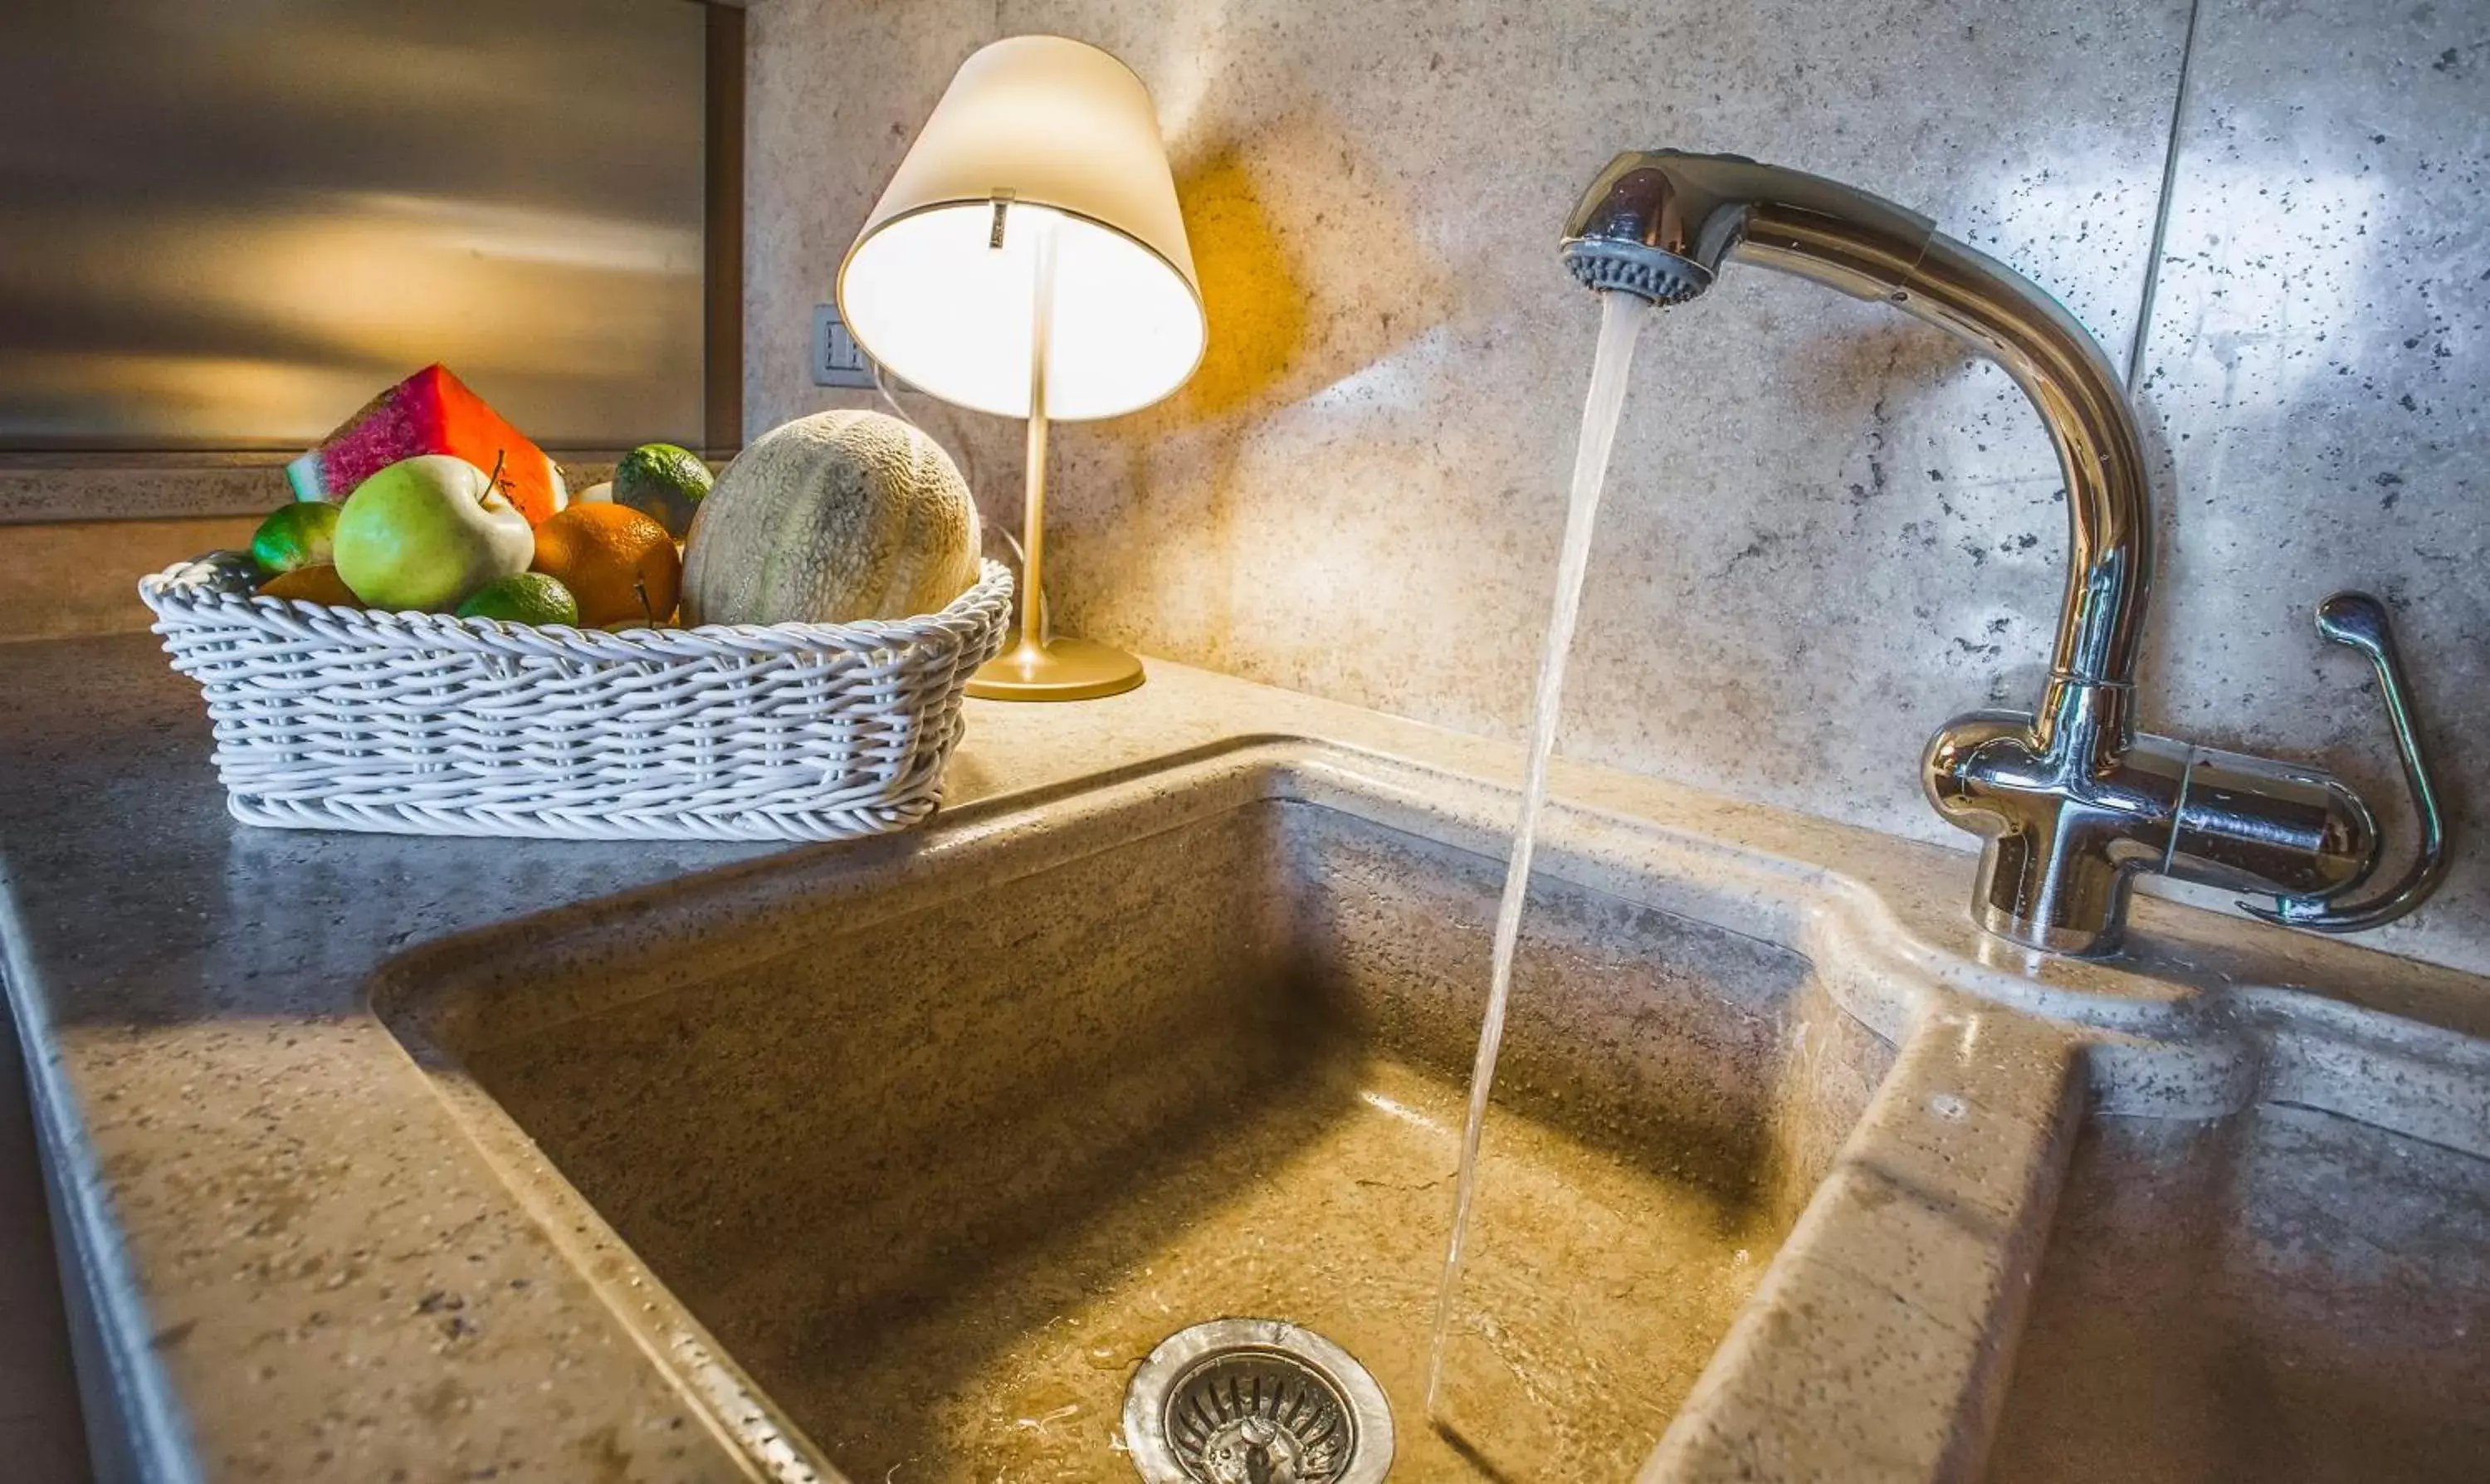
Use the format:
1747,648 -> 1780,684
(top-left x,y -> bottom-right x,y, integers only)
2242,593 -> 2450,933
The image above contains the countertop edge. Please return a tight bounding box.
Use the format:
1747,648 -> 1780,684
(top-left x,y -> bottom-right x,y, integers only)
2,896 -> 203,1484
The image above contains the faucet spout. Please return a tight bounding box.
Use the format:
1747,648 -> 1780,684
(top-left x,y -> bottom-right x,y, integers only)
1562,149 -> 2434,955
1561,149 -> 2154,718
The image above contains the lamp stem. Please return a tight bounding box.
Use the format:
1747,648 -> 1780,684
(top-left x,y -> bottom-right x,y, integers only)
959,208 -> 1142,701
1017,217 -> 1057,653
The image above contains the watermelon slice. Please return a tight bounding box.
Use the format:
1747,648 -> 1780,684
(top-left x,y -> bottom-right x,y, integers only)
286,364 -> 568,526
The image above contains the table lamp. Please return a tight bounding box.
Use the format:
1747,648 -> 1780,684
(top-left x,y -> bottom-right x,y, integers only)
837,35 -> 1206,701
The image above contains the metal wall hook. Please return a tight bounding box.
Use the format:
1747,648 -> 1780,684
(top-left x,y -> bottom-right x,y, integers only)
2242,593 -> 2450,933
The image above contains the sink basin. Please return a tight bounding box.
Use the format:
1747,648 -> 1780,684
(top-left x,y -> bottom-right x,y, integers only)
382,753 -> 1896,1481
377,738 -> 2490,1483
1987,1099 -> 2490,1482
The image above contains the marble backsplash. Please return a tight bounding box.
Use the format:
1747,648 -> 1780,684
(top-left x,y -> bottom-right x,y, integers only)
745,0 -> 2486,974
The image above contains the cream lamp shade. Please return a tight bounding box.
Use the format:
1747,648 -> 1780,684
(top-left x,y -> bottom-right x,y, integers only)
836,35 -> 1205,421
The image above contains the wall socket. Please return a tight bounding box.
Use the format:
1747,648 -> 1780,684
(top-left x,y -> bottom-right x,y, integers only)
810,304 -> 878,388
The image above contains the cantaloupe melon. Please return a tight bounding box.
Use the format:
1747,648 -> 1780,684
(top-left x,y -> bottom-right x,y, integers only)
681,411 -> 981,627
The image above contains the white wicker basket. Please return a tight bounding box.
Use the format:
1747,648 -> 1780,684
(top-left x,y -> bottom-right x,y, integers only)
139,552 -> 1013,842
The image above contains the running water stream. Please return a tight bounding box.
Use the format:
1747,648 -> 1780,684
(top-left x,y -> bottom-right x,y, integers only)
1426,288 -> 1653,1416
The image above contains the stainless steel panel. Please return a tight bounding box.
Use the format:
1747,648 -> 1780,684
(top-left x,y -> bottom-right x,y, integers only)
0,0 -> 707,450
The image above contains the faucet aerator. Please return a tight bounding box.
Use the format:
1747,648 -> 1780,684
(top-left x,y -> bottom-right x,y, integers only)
1560,238 -> 1711,305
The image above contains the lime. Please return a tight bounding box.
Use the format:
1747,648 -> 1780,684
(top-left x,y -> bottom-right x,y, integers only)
610,442 -> 712,538
456,572 -> 580,626
250,501 -> 342,577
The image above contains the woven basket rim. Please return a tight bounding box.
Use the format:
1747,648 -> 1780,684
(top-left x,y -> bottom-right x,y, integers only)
140,553 -> 1015,659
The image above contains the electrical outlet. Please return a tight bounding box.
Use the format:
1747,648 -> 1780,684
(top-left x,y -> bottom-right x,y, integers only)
810,304 -> 877,388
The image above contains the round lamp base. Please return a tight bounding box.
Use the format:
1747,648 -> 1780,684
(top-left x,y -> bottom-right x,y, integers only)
965,635 -> 1145,702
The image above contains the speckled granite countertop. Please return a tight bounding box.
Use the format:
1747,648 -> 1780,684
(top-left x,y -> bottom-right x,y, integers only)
4,634 -> 2486,1482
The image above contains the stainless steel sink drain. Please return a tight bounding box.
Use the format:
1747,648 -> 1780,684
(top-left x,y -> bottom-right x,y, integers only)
1123,1318 -> 1393,1484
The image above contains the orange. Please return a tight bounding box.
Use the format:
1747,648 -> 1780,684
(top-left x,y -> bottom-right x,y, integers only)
256,564 -> 363,608
529,504 -> 681,626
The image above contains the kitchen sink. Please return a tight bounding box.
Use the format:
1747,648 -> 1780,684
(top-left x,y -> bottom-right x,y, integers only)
380,752 -> 1897,1482
376,740 -> 2490,1483
1986,1098 -> 2490,1482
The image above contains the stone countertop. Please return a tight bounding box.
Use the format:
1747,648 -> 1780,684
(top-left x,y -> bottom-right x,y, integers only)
4,633 -> 2486,1482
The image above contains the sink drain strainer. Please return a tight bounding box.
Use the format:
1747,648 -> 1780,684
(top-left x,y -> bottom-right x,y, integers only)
1122,1318 -> 1394,1484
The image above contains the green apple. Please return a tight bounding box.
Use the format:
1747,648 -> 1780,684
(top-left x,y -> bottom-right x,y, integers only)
333,455 -> 534,612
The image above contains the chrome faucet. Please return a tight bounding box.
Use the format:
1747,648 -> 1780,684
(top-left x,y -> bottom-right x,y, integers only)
1560,149 -> 2448,955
